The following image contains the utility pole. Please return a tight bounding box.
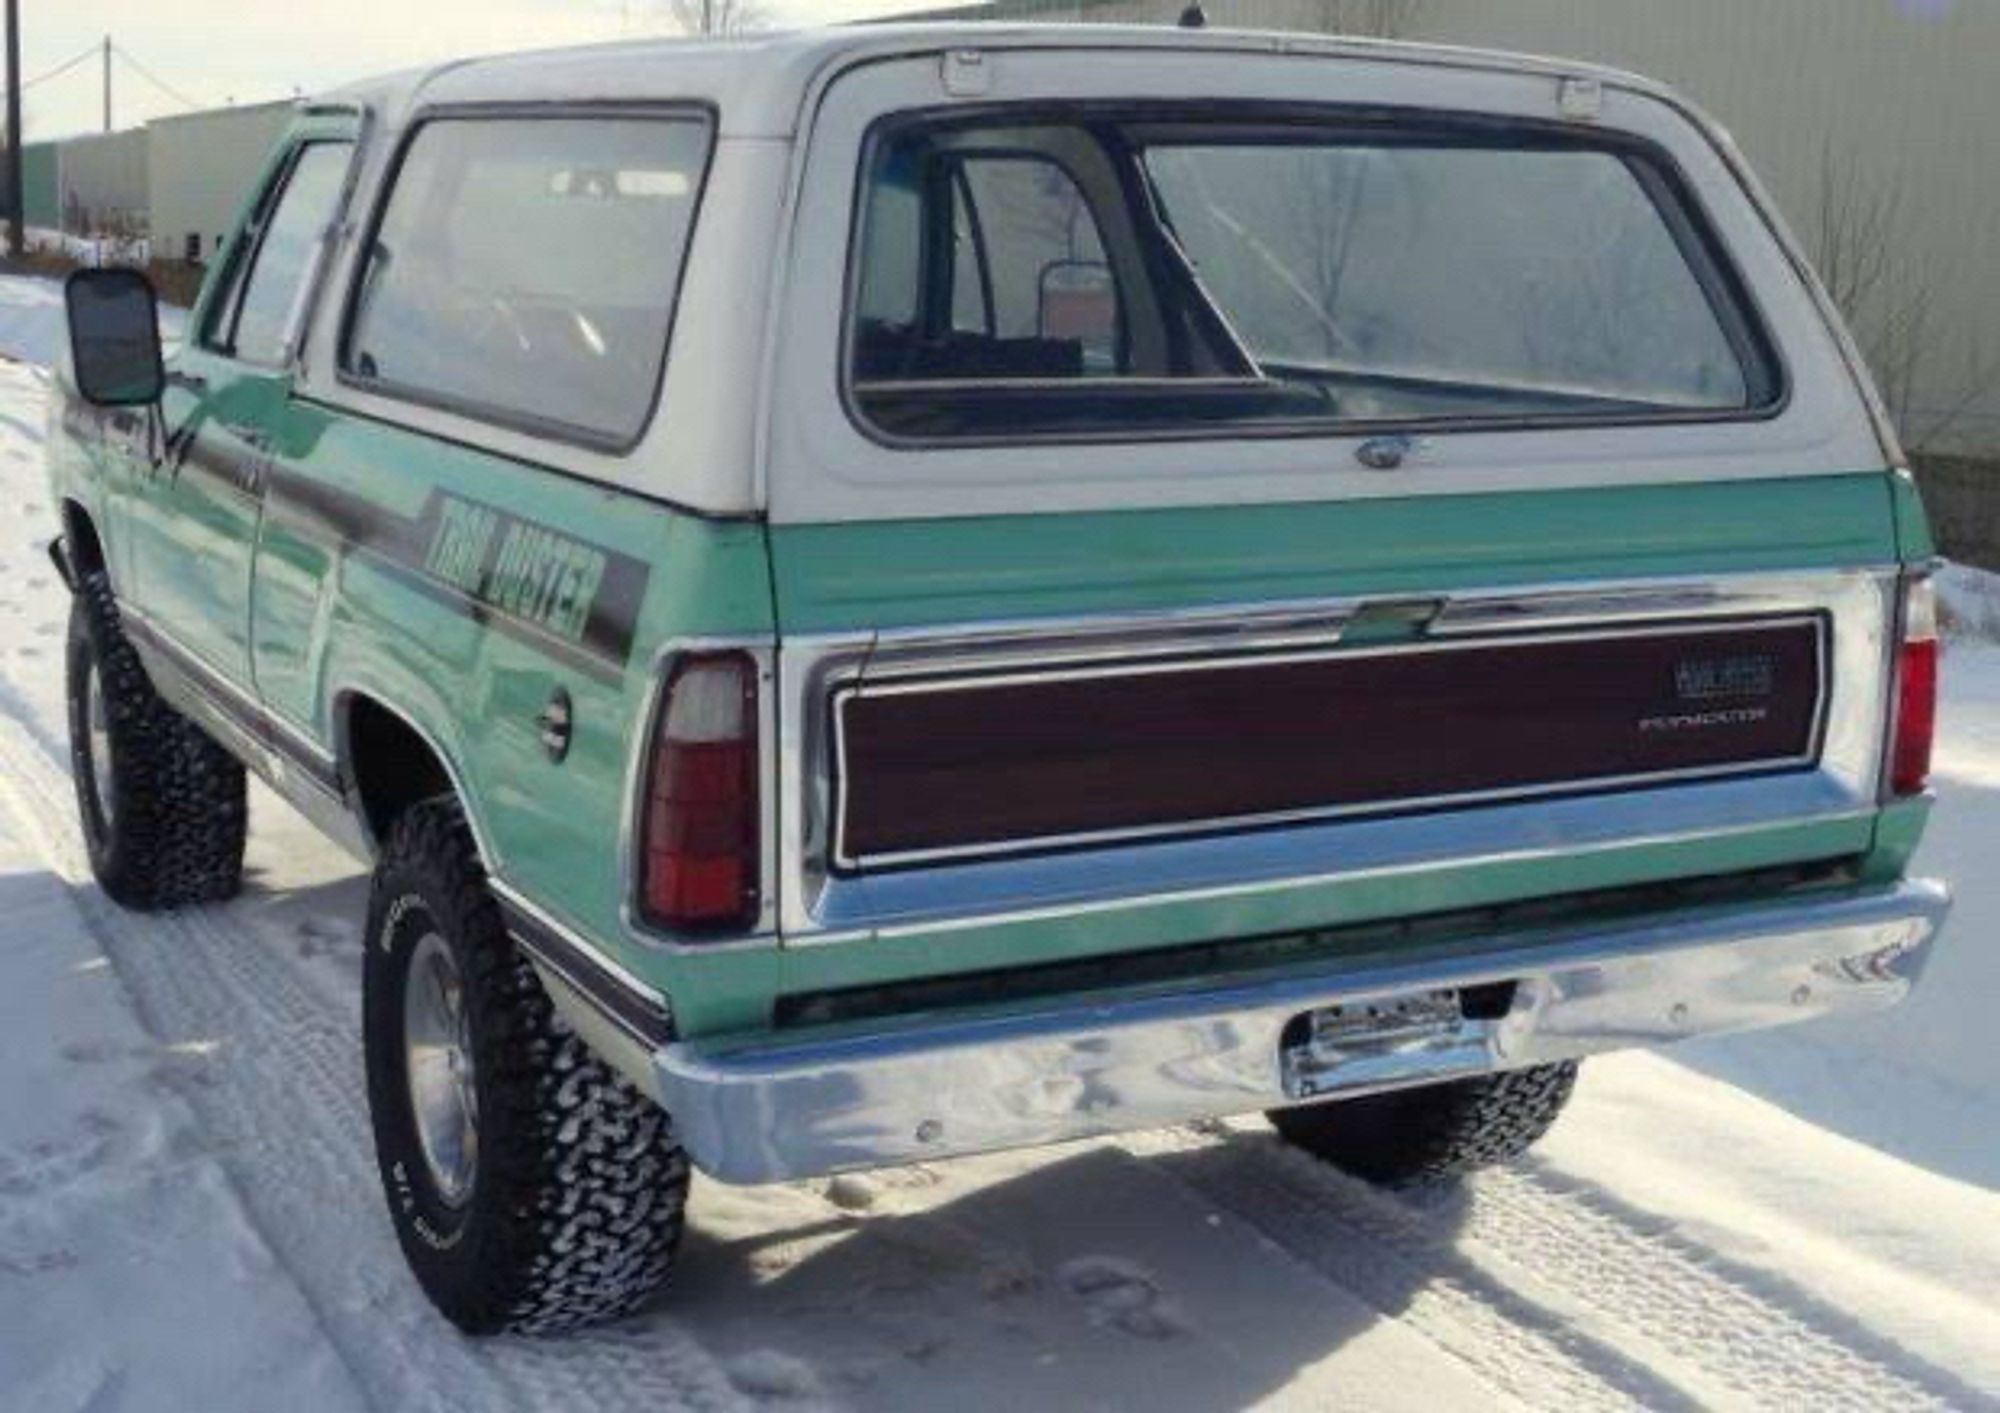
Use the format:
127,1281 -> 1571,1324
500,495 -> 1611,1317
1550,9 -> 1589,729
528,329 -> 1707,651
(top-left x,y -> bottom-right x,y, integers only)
102,35 -> 112,132
4,0 -> 21,258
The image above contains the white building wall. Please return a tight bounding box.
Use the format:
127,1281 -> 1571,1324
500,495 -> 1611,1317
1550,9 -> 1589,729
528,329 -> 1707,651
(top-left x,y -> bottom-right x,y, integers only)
56,129 -> 148,236
146,101 -> 295,266
1391,0 -> 1999,454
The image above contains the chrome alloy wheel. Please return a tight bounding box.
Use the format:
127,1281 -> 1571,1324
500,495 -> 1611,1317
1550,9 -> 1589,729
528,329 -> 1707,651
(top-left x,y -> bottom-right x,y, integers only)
404,930 -> 479,1206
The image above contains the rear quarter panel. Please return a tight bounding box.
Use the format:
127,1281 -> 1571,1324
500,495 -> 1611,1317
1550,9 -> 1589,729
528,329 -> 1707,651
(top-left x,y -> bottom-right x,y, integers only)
262,404 -> 781,1032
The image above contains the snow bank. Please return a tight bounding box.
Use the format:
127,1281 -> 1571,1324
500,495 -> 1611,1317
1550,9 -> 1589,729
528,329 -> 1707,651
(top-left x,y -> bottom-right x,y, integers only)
0,274 -> 70,370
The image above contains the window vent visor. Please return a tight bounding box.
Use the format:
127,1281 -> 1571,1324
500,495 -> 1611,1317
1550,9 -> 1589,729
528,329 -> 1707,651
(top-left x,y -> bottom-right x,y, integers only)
832,618 -> 1828,872
639,651 -> 761,933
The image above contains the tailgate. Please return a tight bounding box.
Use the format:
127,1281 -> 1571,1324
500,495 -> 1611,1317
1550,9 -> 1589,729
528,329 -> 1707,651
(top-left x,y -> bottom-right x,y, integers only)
767,477 -> 1902,979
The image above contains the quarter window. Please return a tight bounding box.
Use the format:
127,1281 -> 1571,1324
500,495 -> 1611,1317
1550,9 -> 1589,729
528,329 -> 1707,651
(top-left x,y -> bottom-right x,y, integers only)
341,115 -> 711,448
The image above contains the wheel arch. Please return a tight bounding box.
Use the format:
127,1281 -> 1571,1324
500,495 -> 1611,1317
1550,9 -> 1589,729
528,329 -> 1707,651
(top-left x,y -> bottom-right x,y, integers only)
334,689 -> 498,866
59,497 -> 108,579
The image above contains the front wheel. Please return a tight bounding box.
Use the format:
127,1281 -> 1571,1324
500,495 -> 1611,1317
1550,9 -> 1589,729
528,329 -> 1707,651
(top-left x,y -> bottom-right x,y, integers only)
65,567 -> 246,909
362,799 -> 689,1334
1267,1062 -> 1579,1186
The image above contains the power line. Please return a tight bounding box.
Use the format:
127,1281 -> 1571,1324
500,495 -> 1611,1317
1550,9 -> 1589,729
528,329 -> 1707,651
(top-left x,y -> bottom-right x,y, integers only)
110,42 -> 201,110
0,41 -> 100,98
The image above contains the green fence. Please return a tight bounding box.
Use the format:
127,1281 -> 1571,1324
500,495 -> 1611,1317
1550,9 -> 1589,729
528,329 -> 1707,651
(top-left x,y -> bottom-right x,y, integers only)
20,142 -> 59,229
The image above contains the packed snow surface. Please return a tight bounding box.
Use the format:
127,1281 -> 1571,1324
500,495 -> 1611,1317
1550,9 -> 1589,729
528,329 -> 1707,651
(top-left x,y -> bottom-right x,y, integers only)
0,274 -> 1995,1410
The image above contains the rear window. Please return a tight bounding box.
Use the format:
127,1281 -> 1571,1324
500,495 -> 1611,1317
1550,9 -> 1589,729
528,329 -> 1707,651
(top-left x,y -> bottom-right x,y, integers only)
846,111 -> 1780,443
341,113 -> 711,448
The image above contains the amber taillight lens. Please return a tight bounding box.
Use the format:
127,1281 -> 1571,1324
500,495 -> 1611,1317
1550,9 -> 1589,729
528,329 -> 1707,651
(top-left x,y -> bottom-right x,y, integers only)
639,651 -> 760,932
1888,576 -> 1938,799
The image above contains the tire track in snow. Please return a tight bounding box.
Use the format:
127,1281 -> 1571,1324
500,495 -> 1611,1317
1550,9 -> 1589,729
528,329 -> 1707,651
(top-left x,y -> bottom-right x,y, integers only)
1458,1163 -> 1997,1412
1124,1126 -> 1696,1411
1130,1124 -> 1994,1413
0,701 -> 750,1413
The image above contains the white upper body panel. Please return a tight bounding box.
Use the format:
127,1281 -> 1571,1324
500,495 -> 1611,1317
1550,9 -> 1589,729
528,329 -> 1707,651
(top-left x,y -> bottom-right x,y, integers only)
288,25 -> 1893,519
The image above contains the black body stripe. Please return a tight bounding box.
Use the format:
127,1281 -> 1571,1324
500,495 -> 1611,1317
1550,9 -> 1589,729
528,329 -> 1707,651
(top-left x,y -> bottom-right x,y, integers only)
180,437 -> 266,504
498,897 -> 673,1049
261,466 -> 649,686
119,612 -> 343,796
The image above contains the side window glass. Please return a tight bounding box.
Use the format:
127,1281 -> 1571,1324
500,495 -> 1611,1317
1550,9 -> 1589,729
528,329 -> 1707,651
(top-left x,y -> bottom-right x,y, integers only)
341,115 -> 712,447
222,143 -> 353,366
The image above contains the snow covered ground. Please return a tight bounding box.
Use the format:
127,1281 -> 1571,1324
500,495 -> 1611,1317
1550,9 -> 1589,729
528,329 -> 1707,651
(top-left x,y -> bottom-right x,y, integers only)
1,273 -> 1996,1410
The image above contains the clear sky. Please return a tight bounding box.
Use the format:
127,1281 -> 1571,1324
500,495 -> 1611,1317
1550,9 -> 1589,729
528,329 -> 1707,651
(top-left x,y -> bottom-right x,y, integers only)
11,0 -> 933,141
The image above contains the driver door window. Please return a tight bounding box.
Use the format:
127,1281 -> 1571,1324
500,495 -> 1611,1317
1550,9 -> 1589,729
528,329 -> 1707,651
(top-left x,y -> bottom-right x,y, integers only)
204,142 -> 353,366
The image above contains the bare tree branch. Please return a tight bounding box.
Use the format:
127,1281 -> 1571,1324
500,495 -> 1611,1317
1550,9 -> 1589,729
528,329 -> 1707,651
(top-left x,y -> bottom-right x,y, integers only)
653,0 -> 770,38
1809,137 -> 1995,450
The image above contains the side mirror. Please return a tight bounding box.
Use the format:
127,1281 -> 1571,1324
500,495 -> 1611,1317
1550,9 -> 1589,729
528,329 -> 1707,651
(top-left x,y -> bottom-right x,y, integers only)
1037,259 -> 1118,367
63,268 -> 165,406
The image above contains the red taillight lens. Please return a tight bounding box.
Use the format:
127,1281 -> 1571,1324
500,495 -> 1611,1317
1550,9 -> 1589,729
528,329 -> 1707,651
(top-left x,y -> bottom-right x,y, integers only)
639,651 -> 760,932
1889,578 -> 1938,798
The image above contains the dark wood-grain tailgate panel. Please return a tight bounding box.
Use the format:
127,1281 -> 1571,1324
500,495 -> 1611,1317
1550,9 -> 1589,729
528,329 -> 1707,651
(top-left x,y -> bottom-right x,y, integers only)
837,618 -> 1825,866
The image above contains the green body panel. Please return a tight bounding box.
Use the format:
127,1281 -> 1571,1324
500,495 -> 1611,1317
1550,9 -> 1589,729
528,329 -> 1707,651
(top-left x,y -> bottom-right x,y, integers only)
1862,797 -> 1934,884
769,475 -> 1902,634
140,350 -> 289,678
1888,468 -> 1938,561
263,402 -> 781,1034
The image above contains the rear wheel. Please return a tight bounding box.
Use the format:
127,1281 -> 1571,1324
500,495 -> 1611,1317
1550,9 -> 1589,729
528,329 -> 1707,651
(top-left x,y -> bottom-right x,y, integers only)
65,567 -> 246,909
1267,1062 -> 1579,1185
363,799 -> 689,1334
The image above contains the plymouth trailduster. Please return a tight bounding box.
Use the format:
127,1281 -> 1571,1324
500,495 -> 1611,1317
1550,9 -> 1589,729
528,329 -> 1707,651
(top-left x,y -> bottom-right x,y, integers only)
50,25 -> 1949,1333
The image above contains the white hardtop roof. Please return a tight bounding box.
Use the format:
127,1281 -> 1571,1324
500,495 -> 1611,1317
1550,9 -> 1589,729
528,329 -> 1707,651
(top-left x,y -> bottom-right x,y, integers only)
318,22 -> 1676,139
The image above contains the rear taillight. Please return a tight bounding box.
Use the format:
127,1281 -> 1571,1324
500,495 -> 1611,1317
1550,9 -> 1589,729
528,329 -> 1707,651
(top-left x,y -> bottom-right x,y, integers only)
1888,576 -> 1938,798
638,651 -> 761,933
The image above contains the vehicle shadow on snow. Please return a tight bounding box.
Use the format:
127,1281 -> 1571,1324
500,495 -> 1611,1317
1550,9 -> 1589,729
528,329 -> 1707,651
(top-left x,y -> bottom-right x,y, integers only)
667,1142 -> 1473,1410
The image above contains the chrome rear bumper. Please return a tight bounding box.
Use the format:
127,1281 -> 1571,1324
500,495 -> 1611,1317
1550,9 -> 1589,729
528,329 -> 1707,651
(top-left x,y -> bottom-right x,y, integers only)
655,879 -> 1949,1184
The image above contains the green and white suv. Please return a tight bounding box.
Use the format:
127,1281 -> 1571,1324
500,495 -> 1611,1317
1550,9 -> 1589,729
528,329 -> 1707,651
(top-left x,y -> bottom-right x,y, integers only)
49,24 -> 1950,1333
